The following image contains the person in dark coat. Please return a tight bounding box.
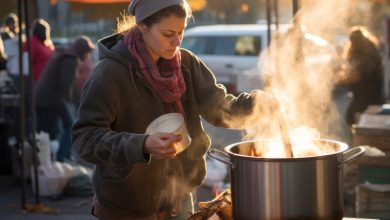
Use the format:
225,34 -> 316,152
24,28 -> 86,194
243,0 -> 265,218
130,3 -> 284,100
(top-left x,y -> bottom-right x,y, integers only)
72,0 -> 279,219
337,26 -> 385,125
35,35 -> 95,161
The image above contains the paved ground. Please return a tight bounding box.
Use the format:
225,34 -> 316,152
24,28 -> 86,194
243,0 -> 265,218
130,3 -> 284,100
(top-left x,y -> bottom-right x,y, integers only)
0,174 -> 217,220
0,175 -> 95,220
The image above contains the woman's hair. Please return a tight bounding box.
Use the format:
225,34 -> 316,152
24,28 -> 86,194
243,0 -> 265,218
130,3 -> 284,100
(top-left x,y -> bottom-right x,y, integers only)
32,18 -> 54,48
342,26 -> 380,60
116,2 -> 192,34
33,19 -> 50,40
2,13 -> 19,35
348,26 -> 379,48
4,13 -> 17,26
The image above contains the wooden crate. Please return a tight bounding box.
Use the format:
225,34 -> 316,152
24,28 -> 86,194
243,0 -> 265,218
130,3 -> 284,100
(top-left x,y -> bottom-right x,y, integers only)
352,126 -> 390,154
351,125 -> 390,175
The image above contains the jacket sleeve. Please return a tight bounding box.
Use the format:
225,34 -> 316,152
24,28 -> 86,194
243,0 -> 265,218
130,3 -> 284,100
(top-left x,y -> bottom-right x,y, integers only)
181,49 -> 258,129
72,59 -> 149,167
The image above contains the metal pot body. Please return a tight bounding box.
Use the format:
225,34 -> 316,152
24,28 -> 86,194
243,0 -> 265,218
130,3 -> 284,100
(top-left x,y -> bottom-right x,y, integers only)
208,139 -> 365,220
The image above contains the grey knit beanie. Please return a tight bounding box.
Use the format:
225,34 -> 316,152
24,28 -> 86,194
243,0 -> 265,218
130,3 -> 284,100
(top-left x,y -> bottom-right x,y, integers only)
128,0 -> 183,22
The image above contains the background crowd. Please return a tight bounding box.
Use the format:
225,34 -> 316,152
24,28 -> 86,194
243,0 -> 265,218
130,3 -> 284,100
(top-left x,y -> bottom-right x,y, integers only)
0,12 -> 95,162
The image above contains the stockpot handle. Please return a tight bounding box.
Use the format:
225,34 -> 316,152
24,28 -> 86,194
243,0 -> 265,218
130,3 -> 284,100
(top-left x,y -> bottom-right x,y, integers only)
339,146 -> 365,165
207,149 -> 234,168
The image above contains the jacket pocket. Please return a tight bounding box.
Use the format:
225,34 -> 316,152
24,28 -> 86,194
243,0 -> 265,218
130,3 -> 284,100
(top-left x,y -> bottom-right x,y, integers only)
97,164 -> 161,215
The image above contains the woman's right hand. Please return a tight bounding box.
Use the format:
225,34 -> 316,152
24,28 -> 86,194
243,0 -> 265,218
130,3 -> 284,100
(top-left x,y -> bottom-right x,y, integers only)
144,132 -> 182,159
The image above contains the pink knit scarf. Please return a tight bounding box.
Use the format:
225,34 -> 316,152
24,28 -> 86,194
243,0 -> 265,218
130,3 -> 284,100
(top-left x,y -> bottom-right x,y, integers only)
124,28 -> 186,115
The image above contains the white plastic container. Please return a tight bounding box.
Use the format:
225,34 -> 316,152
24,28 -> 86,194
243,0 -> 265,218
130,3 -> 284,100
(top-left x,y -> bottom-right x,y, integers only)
146,113 -> 191,154
30,162 -> 68,196
36,131 -> 51,166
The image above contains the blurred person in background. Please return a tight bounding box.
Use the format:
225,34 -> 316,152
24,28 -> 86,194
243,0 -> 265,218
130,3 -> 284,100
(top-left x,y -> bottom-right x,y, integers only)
72,0 -> 278,219
336,26 -> 385,125
0,37 -> 7,74
0,37 -> 14,90
35,35 -> 95,162
24,18 -> 55,83
1,13 -> 38,142
0,13 -> 18,40
0,13 -> 23,87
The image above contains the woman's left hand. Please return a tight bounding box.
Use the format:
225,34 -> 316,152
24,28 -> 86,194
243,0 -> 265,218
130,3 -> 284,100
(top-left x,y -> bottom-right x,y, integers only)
143,132 -> 182,159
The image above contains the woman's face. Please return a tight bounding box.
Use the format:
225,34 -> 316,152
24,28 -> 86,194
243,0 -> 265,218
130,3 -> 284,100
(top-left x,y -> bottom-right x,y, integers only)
139,15 -> 186,64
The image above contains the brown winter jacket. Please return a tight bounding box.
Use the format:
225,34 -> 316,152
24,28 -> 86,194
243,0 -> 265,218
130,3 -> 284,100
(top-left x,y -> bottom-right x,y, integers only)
72,33 -> 257,218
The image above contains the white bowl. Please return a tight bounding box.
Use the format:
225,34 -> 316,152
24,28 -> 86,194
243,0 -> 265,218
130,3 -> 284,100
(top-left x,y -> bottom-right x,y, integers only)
146,113 -> 191,154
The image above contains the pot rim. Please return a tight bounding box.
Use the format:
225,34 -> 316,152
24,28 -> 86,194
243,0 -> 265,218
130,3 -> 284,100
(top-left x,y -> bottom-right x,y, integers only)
224,138 -> 349,161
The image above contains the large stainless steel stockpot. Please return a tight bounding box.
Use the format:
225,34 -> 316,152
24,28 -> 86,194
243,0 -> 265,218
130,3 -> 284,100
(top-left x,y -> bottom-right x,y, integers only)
208,139 -> 365,220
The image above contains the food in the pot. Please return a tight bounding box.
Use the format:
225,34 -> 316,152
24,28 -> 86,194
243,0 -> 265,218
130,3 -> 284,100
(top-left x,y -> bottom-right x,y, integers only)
244,139 -> 342,158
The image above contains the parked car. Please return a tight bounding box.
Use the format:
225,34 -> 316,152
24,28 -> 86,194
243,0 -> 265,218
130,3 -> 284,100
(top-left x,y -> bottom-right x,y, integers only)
181,24 -> 289,93
52,37 -> 70,51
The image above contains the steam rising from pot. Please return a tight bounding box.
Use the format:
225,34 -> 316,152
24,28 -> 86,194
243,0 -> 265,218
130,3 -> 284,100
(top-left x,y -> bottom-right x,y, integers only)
222,0 -> 375,157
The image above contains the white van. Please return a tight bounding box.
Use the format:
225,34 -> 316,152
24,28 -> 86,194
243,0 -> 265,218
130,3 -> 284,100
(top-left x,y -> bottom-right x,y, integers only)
181,24 -> 288,93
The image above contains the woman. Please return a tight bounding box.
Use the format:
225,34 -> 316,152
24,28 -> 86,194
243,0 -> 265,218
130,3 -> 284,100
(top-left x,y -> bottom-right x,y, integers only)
25,18 -> 54,83
337,26 -> 384,125
72,0 -> 277,219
